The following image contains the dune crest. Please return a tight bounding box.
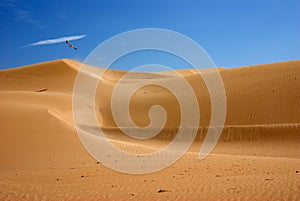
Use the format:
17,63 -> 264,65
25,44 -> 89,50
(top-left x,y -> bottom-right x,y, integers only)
0,59 -> 299,200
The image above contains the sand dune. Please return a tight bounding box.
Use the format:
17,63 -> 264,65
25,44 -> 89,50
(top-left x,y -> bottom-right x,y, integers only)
0,59 -> 299,200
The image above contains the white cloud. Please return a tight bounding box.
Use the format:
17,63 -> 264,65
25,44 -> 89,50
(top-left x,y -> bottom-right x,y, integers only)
1,0 -> 43,29
26,34 -> 87,47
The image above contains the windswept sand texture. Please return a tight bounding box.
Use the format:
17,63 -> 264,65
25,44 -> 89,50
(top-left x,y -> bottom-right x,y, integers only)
0,59 -> 300,200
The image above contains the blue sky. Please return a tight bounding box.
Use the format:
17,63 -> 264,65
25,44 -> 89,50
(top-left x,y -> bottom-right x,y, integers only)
0,0 -> 299,70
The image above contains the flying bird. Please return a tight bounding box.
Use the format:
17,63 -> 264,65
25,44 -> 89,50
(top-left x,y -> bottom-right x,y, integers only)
66,40 -> 77,50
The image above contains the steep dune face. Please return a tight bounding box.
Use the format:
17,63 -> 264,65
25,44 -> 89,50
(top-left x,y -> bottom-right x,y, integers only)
1,59 -> 300,142
217,61 -> 300,143
94,60 -> 300,144
95,61 -> 300,127
2,59 -> 298,129
0,59 -> 300,200
222,61 -> 300,125
1,59 -> 299,143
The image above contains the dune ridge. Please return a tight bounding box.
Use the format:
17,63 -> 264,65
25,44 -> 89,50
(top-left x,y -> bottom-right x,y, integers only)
0,59 -> 299,200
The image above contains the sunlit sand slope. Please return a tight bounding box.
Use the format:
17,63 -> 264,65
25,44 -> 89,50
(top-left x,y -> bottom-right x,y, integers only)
0,59 -> 299,200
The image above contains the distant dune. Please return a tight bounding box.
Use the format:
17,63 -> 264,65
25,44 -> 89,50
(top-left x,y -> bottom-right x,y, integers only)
0,59 -> 299,200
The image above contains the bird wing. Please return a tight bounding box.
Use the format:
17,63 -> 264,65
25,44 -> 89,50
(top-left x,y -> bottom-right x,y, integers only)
66,40 -> 77,50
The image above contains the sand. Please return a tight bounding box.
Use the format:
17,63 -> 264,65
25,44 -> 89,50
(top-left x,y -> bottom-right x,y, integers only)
0,59 -> 299,200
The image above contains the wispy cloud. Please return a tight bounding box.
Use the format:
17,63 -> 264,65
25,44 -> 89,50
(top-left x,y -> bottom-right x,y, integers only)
26,34 -> 87,47
0,0 -> 42,28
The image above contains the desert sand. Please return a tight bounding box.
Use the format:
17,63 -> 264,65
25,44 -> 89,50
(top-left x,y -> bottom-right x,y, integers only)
0,59 -> 299,200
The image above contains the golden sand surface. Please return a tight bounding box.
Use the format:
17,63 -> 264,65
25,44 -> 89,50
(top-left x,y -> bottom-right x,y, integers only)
0,59 -> 299,200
